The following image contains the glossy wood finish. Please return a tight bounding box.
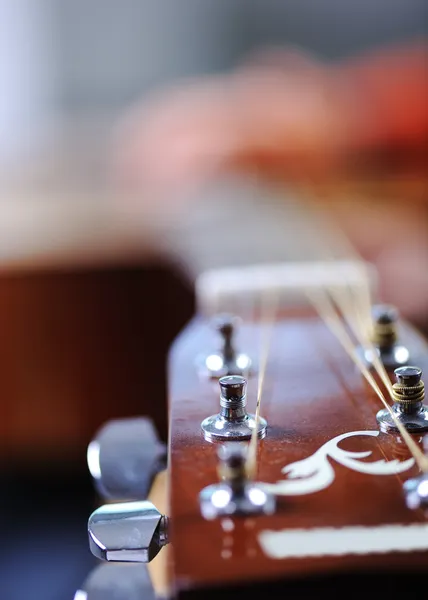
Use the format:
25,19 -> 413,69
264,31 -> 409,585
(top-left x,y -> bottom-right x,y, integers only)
168,315 -> 428,596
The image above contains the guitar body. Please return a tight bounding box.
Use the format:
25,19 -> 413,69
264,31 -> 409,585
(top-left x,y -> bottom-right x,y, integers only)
168,314 -> 428,598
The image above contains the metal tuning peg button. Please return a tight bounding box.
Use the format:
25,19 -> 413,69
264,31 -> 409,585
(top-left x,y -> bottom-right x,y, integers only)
403,435 -> 428,510
199,442 -> 275,519
87,417 -> 166,500
203,313 -> 252,378
88,500 -> 169,563
364,304 -> 410,369
377,366 -> 428,433
74,563 -> 156,600
201,375 -> 267,442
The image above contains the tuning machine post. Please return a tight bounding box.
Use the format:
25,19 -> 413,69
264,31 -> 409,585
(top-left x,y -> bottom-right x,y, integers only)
403,435 -> 428,510
201,375 -> 267,442
376,366 -> 428,433
199,442 -> 276,519
362,304 -> 410,370
200,313 -> 252,378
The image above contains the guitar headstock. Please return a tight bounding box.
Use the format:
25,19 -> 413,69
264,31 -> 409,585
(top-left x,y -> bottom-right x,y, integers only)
80,260 -> 428,599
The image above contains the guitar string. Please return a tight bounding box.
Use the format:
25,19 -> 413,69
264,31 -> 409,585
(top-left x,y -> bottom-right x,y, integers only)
326,276 -> 422,489
245,220 -> 378,478
214,193 -> 426,476
328,276 -> 428,473
246,287 -> 278,479
328,279 -> 408,439
302,213 -> 410,474
329,271 -> 418,419
328,278 -> 394,396
318,221 -> 400,404
245,196 -> 364,478
307,287 -> 428,473
304,203 -> 428,470
314,286 -> 428,472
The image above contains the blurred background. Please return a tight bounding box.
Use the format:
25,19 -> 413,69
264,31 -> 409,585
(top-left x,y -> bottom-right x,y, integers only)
0,1 -> 427,599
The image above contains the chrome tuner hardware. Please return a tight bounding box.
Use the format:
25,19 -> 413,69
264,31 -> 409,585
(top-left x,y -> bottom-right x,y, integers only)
403,436 -> 428,510
202,313 -> 252,378
200,442 -> 275,519
363,304 -> 410,369
74,563 -> 156,600
201,375 -> 267,442
81,418 -> 167,600
87,417 -> 166,500
88,500 -> 169,563
377,366 -> 428,433
404,472 -> 428,510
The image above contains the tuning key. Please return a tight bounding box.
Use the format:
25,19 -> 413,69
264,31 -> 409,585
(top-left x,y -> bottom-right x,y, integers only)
363,304 -> 410,369
88,500 -> 169,563
199,442 -> 275,519
87,417 -> 166,501
201,375 -> 267,441
403,435 -> 428,510
74,563 -> 156,600
202,313 -> 252,378
376,366 -> 428,433
79,418 -> 167,599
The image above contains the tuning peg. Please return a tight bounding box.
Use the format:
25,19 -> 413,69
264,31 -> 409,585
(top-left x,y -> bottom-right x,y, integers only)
87,417 -> 166,500
201,375 -> 267,441
74,563 -> 156,600
88,500 -> 169,563
364,304 -> 410,369
377,366 -> 428,433
202,313 -> 252,378
199,442 -> 275,519
403,435 -> 428,510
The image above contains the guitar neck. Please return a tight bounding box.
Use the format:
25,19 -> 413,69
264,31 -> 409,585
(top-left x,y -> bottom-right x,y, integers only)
163,176 -> 334,277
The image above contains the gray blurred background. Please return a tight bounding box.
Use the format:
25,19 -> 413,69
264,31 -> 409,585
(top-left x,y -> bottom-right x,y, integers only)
1,0 -> 426,171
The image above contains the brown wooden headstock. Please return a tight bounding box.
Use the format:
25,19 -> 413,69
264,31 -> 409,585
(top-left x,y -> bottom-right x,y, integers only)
167,303 -> 428,597
83,260 -> 428,599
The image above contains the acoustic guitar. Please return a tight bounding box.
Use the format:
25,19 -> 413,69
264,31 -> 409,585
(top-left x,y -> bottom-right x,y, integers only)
75,176 -> 428,599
